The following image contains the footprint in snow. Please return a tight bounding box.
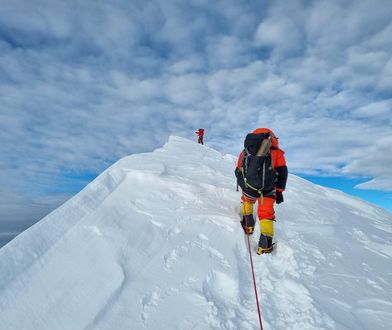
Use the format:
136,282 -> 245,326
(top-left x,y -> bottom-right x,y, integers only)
141,287 -> 162,323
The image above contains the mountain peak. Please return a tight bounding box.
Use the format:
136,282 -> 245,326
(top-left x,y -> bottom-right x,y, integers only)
1,137 -> 391,329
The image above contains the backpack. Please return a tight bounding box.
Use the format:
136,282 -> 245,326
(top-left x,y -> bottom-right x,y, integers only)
239,133 -> 277,194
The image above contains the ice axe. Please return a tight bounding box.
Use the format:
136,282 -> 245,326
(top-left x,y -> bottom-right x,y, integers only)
256,136 -> 272,157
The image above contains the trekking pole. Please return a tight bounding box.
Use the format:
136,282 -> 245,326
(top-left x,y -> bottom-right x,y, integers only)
244,218 -> 264,330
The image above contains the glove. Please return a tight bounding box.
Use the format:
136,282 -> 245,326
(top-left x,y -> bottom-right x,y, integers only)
276,191 -> 284,204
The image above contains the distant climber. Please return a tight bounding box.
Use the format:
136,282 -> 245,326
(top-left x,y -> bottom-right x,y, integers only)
235,128 -> 288,254
195,128 -> 205,144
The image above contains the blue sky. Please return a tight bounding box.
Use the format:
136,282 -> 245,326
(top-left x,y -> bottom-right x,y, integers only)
1,0 -> 391,246
302,175 -> 392,212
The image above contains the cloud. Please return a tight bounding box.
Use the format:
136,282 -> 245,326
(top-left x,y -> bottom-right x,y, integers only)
1,0 -> 392,242
342,135 -> 392,191
353,100 -> 392,119
0,189 -> 67,247
255,15 -> 304,56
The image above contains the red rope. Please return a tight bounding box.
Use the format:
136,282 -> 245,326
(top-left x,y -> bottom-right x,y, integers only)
246,233 -> 263,330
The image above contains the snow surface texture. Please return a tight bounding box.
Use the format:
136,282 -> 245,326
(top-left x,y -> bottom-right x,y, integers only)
1,136 -> 392,330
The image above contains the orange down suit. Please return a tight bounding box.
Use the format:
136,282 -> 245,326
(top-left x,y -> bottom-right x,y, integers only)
236,128 -> 287,223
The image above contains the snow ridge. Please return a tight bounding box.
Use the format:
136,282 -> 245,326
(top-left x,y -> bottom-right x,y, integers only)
1,136 -> 392,329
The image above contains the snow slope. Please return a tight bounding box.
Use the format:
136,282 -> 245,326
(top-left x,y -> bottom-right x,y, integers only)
1,136 -> 392,330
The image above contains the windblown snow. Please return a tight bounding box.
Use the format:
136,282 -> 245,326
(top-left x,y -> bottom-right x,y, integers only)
1,136 -> 392,330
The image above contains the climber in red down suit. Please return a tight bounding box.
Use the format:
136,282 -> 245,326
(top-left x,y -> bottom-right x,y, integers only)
195,128 -> 204,144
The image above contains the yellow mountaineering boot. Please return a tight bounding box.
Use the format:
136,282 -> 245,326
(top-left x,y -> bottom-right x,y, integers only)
241,214 -> 255,235
257,246 -> 274,255
241,201 -> 255,235
257,219 -> 274,255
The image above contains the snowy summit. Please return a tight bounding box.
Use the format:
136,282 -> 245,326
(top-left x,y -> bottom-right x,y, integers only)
1,136 -> 391,329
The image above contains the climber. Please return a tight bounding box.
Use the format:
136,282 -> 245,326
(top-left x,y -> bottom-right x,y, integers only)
195,128 -> 205,144
235,128 -> 288,254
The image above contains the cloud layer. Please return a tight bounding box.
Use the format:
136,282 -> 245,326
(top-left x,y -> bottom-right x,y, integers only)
1,0 -> 392,238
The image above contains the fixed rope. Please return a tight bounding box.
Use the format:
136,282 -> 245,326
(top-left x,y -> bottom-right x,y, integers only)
244,219 -> 263,330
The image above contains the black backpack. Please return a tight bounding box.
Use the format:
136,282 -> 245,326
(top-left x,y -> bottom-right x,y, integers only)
238,133 -> 277,195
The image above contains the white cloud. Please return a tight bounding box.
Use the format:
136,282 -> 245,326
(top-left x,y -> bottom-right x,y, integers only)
1,0 -> 392,242
342,135 -> 392,191
377,58 -> 392,92
255,17 -> 303,56
165,74 -> 209,106
353,100 -> 392,119
355,178 -> 392,191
